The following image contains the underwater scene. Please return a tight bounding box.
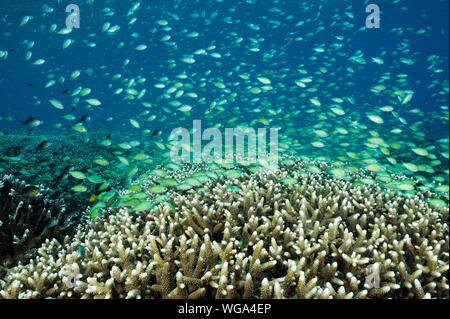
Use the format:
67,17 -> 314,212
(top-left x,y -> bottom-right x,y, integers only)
0,0 -> 448,300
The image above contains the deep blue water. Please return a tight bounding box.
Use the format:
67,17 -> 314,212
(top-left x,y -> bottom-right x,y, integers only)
0,0 -> 448,169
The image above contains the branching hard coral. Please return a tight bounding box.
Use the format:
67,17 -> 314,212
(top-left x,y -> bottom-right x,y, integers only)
0,158 -> 448,299
0,175 -> 77,266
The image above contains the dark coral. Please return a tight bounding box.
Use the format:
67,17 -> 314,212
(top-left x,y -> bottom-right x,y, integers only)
0,175 -> 77,265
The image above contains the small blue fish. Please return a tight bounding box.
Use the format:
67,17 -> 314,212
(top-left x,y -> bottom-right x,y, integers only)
77,246 -> 85,258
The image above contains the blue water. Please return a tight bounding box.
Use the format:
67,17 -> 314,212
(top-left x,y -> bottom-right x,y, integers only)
0,0 -> 448,169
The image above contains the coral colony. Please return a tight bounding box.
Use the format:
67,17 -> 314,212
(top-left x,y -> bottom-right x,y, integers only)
0,158 -> 448,298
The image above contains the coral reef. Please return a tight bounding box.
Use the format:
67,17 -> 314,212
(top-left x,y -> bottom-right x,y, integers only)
0,175 -> 77,266
0,159 -> 448,299
0,132 -> 162,214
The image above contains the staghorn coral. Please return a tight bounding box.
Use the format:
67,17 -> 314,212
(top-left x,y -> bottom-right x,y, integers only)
0,175 -> 77,266
0,158 -> 448,299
